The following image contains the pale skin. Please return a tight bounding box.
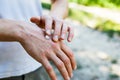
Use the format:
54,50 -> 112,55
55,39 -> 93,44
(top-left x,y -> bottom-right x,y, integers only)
0,0 -> 76,80
31,0 -> 74,42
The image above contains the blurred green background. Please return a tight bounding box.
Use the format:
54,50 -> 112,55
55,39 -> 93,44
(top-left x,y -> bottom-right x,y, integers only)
42,0 -> 120,37
69,0 -> 120,8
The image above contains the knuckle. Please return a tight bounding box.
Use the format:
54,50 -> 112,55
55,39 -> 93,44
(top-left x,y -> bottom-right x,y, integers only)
57,61 -> 64,68
69,53 -> 74,58
54,30 -> 60,35
46,66 -> 53,72
64,58 -> 70,64
39,50 -> 46,56
51,43 -> 58,49
54,33 -> 59,36
43,50 -> 50,54
40,52 -> 46,57
54,33 -> 60,37
54,27 -> 60,31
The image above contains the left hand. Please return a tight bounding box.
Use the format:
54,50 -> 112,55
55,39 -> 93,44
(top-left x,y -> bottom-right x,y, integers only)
30,15 -> 74,42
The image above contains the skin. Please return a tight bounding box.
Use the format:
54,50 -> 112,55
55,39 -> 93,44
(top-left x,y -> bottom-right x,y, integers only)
0,19 -> 76,80
31,0 -> 74,42
0,0 -> 77,80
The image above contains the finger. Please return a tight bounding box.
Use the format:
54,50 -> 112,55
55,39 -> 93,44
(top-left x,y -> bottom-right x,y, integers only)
68,27 -> 74,42
30,17 -> 40,25
60,23 -> 68,40
30,16 -> 46,29
61,43 -> 77,70
56,49 -> 73,78
44,16 -> 53,35
50,54 -> 70,80
30,17 -> 40,23
41,57 -> 57,80
53,20 -> 62,42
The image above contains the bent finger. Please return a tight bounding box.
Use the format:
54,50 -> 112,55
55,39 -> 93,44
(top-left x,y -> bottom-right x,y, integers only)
30,17 -> 40,25
44,16 -> 53,35
30,16 -> 46,29
53,19 -> 62,42
60,23 -> 68,40
68,27 -> 74,42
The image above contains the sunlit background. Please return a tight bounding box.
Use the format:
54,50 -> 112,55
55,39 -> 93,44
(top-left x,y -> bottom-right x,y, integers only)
41,0 -> 120,80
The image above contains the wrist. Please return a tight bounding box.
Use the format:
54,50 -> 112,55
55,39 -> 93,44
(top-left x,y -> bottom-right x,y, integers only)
15,21 -> 44,43
0,19 -> 25,42
11,21 -> 26,42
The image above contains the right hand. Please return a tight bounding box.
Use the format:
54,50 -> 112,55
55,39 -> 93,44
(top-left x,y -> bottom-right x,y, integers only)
18,22 -> 77,80
30,15 -> 74,42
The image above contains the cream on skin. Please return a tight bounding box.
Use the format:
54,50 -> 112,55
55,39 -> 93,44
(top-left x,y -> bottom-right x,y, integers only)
0,0 -> 76,80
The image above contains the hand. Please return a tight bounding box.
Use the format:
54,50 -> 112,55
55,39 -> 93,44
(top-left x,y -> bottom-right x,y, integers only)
30,15 -> 74,42
19,22 -> 76,80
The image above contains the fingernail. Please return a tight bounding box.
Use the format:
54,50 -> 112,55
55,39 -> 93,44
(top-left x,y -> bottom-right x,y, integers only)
46,30 -> 51,35
61,34 -> 65,39
71,73 -> 73,78
53,35 -> 58,41
45,35 -> 50,40
67,77 -> 70,80
74,66 -> 77,70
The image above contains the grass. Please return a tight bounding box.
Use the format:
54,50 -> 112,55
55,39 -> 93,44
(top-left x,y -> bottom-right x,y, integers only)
69,8 -> 94,24
69,0 -> 120,10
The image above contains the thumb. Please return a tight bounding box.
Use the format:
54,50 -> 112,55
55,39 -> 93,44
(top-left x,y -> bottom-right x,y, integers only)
30,17 -> 40,24
30,16 -> 45,29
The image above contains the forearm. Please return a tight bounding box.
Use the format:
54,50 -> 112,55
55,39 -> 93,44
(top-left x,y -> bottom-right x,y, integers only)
0,19 -> 23,42
50,0 -> 68,19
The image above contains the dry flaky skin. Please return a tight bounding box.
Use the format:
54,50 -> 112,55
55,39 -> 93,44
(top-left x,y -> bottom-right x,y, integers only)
0,19 -> 76,80
19,22 -> 76,80
0,0 -> 76,80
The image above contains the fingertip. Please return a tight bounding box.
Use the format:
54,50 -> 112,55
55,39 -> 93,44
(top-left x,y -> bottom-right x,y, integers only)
53,35 -> 58,42
68,33 -> 74,42
71,73 -> 73,78
45,35 -> 50,40
30,17 -> 39,23
74,65 -> 77,70
30,17 -> 35,22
